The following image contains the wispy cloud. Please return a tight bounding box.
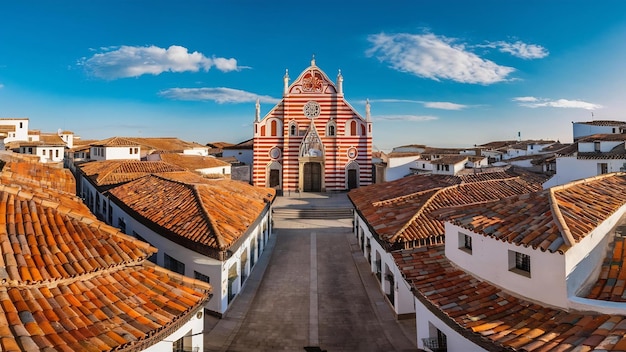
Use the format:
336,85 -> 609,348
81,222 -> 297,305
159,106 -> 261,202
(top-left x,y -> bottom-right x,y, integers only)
0,84 -> 4,89
513,96 -> 602,110
423,101 -> 467,110
364,99 -> 468,110
481,41 -> 549,59
366,32 -> 515,84
80,45 -> 245,79
375,115 -> 438,122
159,87 -> 280,104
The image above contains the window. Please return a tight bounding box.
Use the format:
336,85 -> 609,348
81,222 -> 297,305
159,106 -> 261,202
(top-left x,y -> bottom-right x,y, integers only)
55,150 -> 59,158
194,271 -> 210,283
509,250 -> 530,277
129,148 -> 133,154
598,163 -> 608,174
350,121 -> 357,136
290,123 -> 297,136
118,218 -> 126,233
164,253 -> 185,275
594,141 -> 601,152
19,122 -> 23,129
458,232 -> 472,254
134,147 -> 138,154
270,120 -> 277,136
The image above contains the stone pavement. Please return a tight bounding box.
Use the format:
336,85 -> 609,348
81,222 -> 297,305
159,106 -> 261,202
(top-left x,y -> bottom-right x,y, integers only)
204,192 -> 418,352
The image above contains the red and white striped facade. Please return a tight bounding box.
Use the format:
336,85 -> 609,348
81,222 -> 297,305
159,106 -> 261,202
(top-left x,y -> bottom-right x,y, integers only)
253,59 -> 372,192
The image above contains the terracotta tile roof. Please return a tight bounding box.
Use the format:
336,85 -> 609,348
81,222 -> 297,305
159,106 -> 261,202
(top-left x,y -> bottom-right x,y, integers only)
157,153 -> 230,171
78,160 -> 186,187
0,163 -> 211,351
206,141 -> 234,149
580,134 -> 626,142
440,173 -> 626,253
91,137 -> 140,147
108,173 -> 275,258
0,125 -> 16,133
19,134 -> 66,147
123,137 -> 207,153
431,155 -> 468,165
587,231 -> 626,302
349,169 -> 544,249
478,140 -> 518,149
222,138 -> 253,149
395,246 -> 626,351
578,120 -> 626,126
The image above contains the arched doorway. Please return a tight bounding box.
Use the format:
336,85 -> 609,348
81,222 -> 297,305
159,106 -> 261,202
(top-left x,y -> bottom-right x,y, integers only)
346,161 -> 360,190
303,162 -> 322,192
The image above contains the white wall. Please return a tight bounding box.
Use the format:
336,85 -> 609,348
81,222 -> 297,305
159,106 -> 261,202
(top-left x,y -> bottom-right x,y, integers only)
198,165 -> 232,176
91,146 -> 141,161
183,147 -> 209,156
1,119 -> 29,143
543,157 -> 625,188
579,141 -> 623,152
573,123 -> 619,140
385,155 -> 421,181
142,308 -> 205,352
108,198 -> 272,315
415,298 -> 487,352
445,223 -> 568,309
33,146 -> 65,163
354,213 -> 414,316
223,149 -> 253,165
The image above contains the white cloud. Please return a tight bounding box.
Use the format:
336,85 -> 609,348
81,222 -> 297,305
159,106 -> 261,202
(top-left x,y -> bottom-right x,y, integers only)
80,45 -> 243,79
512,96 -> 539,102
513,96 -> 602,110
0,84 -> 4,89
375,115 -> 438,122
423,101 -> 467,110
365,99 -> 468,110
366,32 -> 515,84
484,41 -> 549,59
159,87 -> 280,104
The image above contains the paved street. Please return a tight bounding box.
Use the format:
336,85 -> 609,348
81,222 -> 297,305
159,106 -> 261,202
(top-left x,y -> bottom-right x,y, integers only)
204,193 -> 417,351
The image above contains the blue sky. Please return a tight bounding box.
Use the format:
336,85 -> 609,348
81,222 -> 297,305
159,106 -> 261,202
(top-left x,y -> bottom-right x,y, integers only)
1,1 -> 626,151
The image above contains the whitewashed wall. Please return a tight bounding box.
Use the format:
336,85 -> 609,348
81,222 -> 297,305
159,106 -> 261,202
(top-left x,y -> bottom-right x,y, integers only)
543,157 -> 625,188
223,149 -> 253,165
385,155 -> 421,181
573,123 -> 619,140
1,119 -> 29,143
445,223 -> 567,309
142,308 -> 205,352
198,165 -> 231,176
354,213 -> 415,316
90,146 -> 141,161
579,141 -> 623,152
414,297 -> 487,352
108,199 -> 271,315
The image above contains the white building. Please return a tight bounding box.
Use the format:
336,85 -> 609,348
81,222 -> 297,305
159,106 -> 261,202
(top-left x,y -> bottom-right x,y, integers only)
573,120 -> 626,141
0,117 -> 29,143
397,173 -> 626,351
543,134 -> 626,188
223,138 -> 253,165
148,153 -> 232,177
348,168 -> 546,322
76,160 -> 276,316
90,136 -> 141,161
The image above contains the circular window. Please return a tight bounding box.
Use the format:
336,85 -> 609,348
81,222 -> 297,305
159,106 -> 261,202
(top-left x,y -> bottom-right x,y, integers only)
303,101 -> 321,119
347,147 -> 358,160
269,147 -> 282,159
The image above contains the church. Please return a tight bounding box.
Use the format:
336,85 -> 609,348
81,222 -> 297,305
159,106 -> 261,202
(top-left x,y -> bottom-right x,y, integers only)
252,58 -> 373,193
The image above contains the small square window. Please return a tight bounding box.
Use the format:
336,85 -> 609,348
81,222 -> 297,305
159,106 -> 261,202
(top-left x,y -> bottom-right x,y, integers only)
194,271 -> 210,283
509,250 -> 531,277
458,232 -> 472,254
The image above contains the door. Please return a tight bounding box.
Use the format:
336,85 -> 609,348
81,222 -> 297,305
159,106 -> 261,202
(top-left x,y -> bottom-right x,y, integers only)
347,169 -> 358,189
269,169 -> 280,188
303,162 -> 321,192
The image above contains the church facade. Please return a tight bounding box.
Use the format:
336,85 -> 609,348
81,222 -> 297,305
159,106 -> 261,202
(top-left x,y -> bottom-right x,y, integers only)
252,59 -> 373,192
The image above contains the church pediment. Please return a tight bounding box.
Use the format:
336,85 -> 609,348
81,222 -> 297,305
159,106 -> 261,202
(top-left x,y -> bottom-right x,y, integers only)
289,59 -> 337,95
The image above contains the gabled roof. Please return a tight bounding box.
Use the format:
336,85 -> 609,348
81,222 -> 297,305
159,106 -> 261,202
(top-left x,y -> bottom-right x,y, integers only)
579,133 -> 626,142
430,155 -> 468,165
395,246 -> 626,351
91,137 -> 140,147
439,173 -> 626,253
222,138 -> 253,149
157,153 -> 231,170
124,137 -> 207,153
0,160 -> 211,351
349,168 -> 544,249
107,173 -> 275,258
78,160 -> 186,188
19,134 -> 66,147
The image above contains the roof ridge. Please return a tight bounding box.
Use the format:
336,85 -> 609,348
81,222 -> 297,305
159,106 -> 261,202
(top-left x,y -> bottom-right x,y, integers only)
391,187 -> 447,243
190,183 -> 226,250
548,187 -> 575,247
372,187 -> 443,207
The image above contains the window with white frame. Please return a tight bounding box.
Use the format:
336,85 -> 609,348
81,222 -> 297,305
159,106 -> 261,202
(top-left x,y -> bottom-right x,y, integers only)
509,250 -> 531,277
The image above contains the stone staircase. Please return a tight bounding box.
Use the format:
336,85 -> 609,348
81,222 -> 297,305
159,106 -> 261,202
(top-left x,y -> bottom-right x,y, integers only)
272,207 -> 354,220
